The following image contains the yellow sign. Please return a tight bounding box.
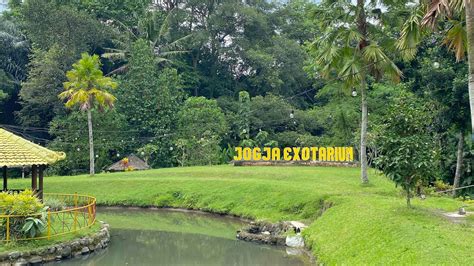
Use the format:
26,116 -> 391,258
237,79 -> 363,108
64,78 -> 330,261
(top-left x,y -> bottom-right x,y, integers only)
233,147 -> 354,162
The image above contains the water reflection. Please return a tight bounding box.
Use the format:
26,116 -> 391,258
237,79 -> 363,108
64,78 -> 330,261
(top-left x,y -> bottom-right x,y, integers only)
53,208 -> 309,266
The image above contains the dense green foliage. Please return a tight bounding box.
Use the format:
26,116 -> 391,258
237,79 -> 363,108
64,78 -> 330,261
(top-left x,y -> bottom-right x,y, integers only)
0,190 -> 45,239
374,93 -> 437,206
8,166 -> 474,264
0,1 -> 472,190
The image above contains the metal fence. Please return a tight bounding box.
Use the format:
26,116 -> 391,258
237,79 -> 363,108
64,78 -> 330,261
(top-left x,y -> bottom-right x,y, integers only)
0,193 -> 96,242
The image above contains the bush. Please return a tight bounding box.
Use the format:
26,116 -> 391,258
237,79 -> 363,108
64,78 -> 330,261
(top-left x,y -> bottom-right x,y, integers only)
0,190 -> 46,239
44,197 -> 67,211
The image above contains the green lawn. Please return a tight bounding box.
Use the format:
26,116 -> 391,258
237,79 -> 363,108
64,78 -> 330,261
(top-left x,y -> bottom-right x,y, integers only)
8,165 -> 474,264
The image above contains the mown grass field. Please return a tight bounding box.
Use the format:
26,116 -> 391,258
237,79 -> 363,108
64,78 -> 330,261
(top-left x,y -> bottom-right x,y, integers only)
8,165 -> 474,264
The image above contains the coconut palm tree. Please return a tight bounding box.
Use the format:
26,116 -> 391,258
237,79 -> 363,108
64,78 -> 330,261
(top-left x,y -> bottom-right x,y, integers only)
309,0 -> 402,184
59,53 -> 118,176
102,8 -> 191,75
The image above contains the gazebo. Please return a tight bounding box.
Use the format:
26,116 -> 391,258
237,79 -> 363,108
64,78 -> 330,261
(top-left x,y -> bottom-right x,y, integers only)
0,128 -> 65,200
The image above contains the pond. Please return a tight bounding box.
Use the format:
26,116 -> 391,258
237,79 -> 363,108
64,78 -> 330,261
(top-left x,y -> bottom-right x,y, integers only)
53,208 -> 311,266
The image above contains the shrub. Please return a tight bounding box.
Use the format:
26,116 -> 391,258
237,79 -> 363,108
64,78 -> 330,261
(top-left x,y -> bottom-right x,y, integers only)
374,93 -> 436,207
0,190 -> 46,239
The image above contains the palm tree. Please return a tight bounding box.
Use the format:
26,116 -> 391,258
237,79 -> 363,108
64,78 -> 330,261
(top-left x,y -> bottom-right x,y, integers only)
309,0 -> 402,184
0,16 -> 29,84
398,0 -> 472,134
102,9 -> 191,75
59,53 -> 118,176
396,0 -> 469,195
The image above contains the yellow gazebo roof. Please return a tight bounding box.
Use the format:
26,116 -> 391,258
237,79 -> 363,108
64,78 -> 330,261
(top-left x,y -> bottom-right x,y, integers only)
0,128 -> 66,167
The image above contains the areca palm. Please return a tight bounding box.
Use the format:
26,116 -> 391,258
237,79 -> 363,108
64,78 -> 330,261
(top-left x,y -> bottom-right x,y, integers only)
102,9 -> 191,75
309,0 -> 402,184
59,53 -> 118,176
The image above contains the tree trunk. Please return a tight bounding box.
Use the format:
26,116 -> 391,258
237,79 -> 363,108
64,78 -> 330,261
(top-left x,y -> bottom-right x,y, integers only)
87,109 -> 95,176
406,186 -> 411,208
357,0 -> 369,184
452,131 -> 464,197
465,0 -> 474,140
360,74 -> 369,184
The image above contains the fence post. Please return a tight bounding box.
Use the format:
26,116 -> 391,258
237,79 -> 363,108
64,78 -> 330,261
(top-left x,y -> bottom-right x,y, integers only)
6,216 -> 10,242
73,193 -> 78,231
88,205 -> 92,225
47,210 -> 51,239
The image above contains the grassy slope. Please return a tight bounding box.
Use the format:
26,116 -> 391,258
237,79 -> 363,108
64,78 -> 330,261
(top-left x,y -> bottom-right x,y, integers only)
9,165 -> 474,264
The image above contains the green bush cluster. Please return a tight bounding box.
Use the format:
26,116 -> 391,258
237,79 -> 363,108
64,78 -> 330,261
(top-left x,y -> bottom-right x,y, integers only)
0,190 -> 46,239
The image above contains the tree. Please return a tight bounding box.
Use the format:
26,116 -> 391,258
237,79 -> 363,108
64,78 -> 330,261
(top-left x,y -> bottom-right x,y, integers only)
18,45 -> 68,128
0,16 -> 29,85
0,16 -> 29,124
397,2 -> 472,194
59,53 -> 118,176
116,39 -> 183,167
18,0 -> 110,56
413,46 -> 470,195
47,110 -> 128,176
175,97 -> 228,166
374,92 -> 436,207
397,0 -> 474,139
307,0 -> 402,183
102,9 -> 191,75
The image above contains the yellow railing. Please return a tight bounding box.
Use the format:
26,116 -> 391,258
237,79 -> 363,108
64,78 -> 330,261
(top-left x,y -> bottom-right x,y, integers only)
0,193 -> 96,242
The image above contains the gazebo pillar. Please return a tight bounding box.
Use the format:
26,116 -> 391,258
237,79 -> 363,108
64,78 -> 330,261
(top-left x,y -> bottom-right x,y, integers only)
31,164 -> 37,192
38,165 -> 44,200
2,166 -> 6,191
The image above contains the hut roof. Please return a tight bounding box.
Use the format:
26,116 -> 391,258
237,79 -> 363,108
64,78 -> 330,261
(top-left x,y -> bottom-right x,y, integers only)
106,154 -> 150,171
0,128 -> 66,167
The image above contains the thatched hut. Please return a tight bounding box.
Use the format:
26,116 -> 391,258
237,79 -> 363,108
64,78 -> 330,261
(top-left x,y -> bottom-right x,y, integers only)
106,154 -> 150,172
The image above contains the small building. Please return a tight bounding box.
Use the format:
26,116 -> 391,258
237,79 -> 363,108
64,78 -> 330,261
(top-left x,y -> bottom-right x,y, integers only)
106,154 -> 150,172
0,128 -> 66,200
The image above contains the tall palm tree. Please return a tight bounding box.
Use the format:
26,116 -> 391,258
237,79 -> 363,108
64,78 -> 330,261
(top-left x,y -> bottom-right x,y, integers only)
309,0 -> 402,184
59,53 -> 117,176
397,0 -> 469,195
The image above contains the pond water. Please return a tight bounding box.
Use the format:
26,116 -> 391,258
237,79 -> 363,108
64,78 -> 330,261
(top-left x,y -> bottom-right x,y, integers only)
54,208 -> 311,266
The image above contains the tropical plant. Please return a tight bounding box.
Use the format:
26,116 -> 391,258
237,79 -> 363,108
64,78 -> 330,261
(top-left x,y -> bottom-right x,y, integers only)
59,53 -> 118,176
0,16 -> 29,84
307,0 -> 403,183
21,211 -> 47,238
102,8 -> 191,75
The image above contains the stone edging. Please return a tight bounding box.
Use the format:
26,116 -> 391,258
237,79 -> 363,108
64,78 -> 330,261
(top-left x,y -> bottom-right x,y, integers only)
0,221 -> 110,265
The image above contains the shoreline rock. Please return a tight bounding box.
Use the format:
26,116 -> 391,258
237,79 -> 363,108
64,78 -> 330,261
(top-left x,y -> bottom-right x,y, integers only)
0,222 -> 110,266
236,221 -> 307,247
